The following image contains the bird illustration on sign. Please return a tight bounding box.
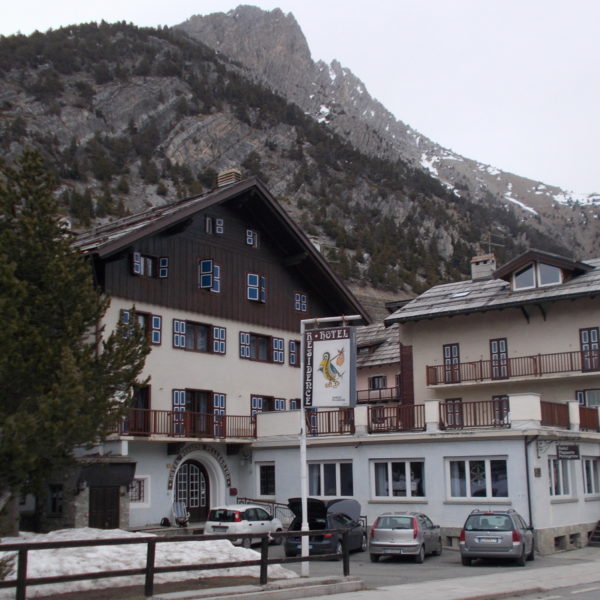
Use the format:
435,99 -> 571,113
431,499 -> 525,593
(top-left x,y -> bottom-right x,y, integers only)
318,348 -> 345,387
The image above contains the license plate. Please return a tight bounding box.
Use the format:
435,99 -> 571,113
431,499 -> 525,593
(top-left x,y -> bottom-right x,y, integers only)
383,548 -> 397,554
213,526 -> 228,532
478,537 -> 500,543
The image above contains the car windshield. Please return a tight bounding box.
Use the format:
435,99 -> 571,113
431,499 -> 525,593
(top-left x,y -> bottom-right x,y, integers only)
465,515 -> 513,531
208,509 -> 238,522
377,516 -> 413,529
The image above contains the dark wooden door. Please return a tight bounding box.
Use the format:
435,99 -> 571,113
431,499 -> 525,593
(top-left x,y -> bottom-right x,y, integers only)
89,487 -> 120,529
175,460 -> 209,522
580,327 -> 600,371
490,338 -> 509,379
443,343 -> 461,383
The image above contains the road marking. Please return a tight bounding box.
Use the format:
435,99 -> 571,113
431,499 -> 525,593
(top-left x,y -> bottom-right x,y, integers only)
571,587 -> 600,594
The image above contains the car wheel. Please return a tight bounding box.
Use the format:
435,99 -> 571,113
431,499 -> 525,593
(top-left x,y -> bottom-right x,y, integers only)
432,539 -> 443,556
332,540 -> 343,561
241,537 -> 252,549
360,534 -> 367,552
415,545 -> 425,564
370,553 -> 379,563
461,556 -> 471,566
516,549 -> 526,567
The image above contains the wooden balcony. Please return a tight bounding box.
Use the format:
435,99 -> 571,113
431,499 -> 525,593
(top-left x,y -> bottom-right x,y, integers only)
427,350 -> 600,386
120,409 -> 256,439
439,398 -> 510,430
540,401 -> 570,429
367,404 -> 425,433
580,405 -> 600,432
305,408 -> 355,436
357,386 -> 401,404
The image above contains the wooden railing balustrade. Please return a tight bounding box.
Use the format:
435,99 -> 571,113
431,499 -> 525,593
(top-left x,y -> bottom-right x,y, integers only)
427,349 -> 600,385
305,407 -> 355,435
356,386 -> 401,403
540,401 -> 570,428
579,406 -> 600,432
439,398 -> 510,430
367,404 -> 425,433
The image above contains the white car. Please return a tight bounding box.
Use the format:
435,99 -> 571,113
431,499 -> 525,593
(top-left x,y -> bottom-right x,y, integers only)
204,504 -> 284,547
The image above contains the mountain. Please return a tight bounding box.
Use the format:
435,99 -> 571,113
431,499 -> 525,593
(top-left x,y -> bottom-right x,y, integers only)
0,15 -> 597,319
177,5 -> 600,256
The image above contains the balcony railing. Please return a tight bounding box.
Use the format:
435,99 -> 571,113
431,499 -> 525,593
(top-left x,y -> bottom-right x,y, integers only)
357,387 -> 401,404
540,401 -> 570,428
579,406 -> 600,432
120,409 -> 256,439
439,398 -> 510,429
305,408 -> 355,436
367,403 -> 425,433
427,350 -> 600,385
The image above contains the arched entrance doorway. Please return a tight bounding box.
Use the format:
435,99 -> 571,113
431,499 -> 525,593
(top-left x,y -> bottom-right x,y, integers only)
175,460 -> 209,522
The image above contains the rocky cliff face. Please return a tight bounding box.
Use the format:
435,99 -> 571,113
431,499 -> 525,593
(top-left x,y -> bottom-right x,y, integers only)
177,5 -> 600,258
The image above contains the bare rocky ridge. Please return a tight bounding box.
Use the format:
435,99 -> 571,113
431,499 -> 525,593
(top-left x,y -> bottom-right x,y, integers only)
176,5 -> 600,258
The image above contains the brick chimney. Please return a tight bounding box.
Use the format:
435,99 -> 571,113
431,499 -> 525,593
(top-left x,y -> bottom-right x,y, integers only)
470,253 -> 496,281
217,168 -> 242,187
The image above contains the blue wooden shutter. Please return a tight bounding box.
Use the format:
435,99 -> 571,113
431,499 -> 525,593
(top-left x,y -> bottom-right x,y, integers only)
239,332 -> 250,358
199,260 -> 214,289
213,327 -> 226,354
173,320 -> 186,348
151,315 -> 162,344
172,390 -> 186,435
159,257 -> 169,278
132,252 -> 142,275
272,338 -> 284,363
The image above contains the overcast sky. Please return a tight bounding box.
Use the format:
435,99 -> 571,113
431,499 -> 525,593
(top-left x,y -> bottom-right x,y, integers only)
2,0 -> 599,194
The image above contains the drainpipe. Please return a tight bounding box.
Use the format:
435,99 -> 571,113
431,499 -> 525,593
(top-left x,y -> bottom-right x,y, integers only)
524,435 -> 538,528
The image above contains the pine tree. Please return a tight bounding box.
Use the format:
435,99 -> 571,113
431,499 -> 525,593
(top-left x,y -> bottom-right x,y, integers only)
0,149 -> 150,533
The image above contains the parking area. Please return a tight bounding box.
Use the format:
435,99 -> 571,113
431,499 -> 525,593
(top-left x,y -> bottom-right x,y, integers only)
269,544 -> 594,590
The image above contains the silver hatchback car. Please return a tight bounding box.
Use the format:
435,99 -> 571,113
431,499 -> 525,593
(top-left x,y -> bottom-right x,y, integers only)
369,511 -> 442,563
460,509 -> 534,566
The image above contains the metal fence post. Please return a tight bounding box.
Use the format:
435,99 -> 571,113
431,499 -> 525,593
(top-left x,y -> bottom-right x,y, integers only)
144,539 -> 156,597
16,549 -> 27,600
259,535 -> 269,584
342,531 -> 350,577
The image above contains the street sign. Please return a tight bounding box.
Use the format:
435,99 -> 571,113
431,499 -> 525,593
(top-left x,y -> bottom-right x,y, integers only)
557,444 -> 580,460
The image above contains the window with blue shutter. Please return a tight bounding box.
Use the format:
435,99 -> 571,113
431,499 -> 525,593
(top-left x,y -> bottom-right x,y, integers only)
272,338 -> 284,364
275,398 -> 286,411
159,257 -> 169,278
173,320 -> 186,348
294,292 -> 308,312
289,340 -> 300,367
240,332 -> 251,358
246,229 -> 258,247
251,395 -> 263,416
215,218 -> 224,234
213,392 -> 226,436
172,390 -> 186,435
199,260 -> 213,289
151,315 -> 162,345
212,265 -> 221,293
213,327 -> 226,354
289,399 -> 300,410
247,273 -> 266,302
120,309 -> 130,324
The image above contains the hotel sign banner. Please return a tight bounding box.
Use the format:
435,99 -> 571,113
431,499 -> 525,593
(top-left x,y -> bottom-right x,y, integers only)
557,444 -> 580,460
303,326 -> 356,408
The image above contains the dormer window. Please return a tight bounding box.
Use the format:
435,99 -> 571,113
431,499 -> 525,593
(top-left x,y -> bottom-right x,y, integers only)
513,262 -> 562,290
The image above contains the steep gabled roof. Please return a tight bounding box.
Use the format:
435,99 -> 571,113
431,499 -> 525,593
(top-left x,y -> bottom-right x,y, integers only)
493,249 -> 593,281
385,252 -> 600,325
75,177 -> 370,323
356,323 -> 400,368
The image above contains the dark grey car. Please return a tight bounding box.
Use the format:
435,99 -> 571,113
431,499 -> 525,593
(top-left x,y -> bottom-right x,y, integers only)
460,509 -> 534,566
369,511 -> 442,563
284,498 -> 367,558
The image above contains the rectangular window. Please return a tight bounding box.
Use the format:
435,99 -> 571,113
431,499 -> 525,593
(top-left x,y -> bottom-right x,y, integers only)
199,259 -> 220,293
258,464 -> 276,496
122,310 -> 161,345
239,332 -> 272,362
549,458 -> 571,496
158,257 -> 169,278
289,340 -> 300,367
173,320 -> 226,354
289,398 -> 300,410
274,398 -> 286,411
490,338 -> 509,379
577,389 -> 600,407
443,343 -> 461,383
129,478 -> 146,503
369,375 -> 387,390
308,462 -> 353,497
246,229 -> 259,247
131,252 -> 158,277
215,218 -> 224,234
583,458 -> 600,495
272,338 -> 284,364
247,273 -> 266,302
185,322 -> 209,352
294,292 -> 308,312
448,458 -> 508,499
372,460 -> 425,498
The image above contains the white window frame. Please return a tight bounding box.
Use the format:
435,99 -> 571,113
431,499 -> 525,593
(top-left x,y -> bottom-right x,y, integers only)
308,461 -> 353,497
446,457 -> 509,500
549,457 -> 572,497
513,262 -> 563,290
583,457 -> 600,496
371,459 -> 425,499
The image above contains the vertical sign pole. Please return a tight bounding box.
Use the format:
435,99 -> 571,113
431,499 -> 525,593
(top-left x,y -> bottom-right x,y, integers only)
299,318 -> 309,577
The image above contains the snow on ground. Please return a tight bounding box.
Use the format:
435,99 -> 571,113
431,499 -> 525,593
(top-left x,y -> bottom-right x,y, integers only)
0,528 -> 297,598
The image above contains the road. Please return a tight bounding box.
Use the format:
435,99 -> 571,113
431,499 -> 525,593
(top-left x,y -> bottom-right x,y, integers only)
501,583 -> 600,600
269,545 -> 600,591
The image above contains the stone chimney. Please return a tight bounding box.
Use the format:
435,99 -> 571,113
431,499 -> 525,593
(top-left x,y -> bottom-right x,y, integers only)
217,168 -> 242,187
470,253 -> 496,281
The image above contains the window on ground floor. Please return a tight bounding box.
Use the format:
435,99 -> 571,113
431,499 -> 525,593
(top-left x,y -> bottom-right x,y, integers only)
129,478 -> 147,503
308,462 -> 353,497
372,460 -> 425,498
258,463 -> 276,496
549,458 -> 572,497
447,457 -> 508,499
583,458 -> 600,495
